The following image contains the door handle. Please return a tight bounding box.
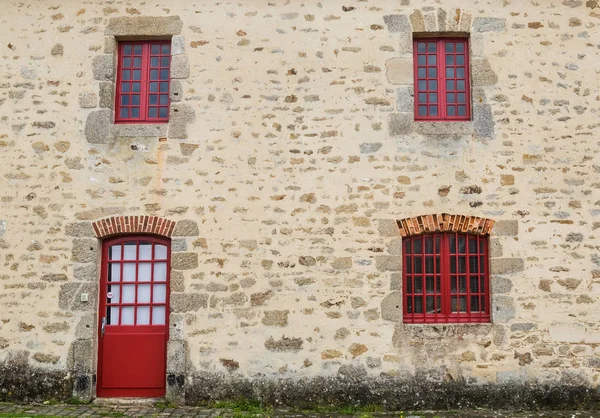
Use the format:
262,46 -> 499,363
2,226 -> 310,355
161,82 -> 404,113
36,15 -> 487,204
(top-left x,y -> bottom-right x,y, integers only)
101,317 -> 106,338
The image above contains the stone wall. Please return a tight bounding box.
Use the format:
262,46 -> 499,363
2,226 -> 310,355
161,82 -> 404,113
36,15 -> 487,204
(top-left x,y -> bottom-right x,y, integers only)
0,0 -> 599,408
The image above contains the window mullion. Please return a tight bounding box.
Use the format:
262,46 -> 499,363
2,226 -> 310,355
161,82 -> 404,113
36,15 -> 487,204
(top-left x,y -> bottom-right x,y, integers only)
438,39 -> 446,120
140,43 -> 150,122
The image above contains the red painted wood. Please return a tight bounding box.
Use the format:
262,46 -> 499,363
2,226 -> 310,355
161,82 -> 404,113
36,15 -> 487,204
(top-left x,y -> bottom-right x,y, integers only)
115,41 -> 171,124
97,236 -> 171,398
413,38 -> 471,121
403,232 -> 490,324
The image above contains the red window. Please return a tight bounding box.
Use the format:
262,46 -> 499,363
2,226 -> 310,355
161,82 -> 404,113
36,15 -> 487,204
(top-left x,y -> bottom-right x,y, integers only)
403,233 -> 490,323
115,41 -> 171,123
413,38 -> 470,121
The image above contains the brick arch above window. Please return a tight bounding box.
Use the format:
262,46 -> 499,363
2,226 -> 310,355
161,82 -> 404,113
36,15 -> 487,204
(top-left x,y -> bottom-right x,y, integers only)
396,213 -> 494,238
92,216 -> 176,238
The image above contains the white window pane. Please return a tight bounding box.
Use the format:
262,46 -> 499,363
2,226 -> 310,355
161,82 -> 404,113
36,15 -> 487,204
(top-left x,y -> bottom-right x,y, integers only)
138,284 -> 151,303
123,243 -> 137,260
155,245 -> 167,260
108,284 -> 120,303
109,263 -> 121,282
123,263 -> 136,282
121,307 -> 134,325
153,284 -> 166,303
138,262 -> 152,282
152,306 -> 165,325
108,306 -> 119,325
139,243 -> 152,260
154,262 -> 167,282
110,245 -> 121,260
137,307 -> 150,325
122,285 -> 135,303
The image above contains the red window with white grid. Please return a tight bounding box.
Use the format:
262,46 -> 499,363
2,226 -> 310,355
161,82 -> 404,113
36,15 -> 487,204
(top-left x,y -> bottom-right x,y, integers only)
115,41 -> 171,123
413,38 -> 470,121
403,233 -> 490,323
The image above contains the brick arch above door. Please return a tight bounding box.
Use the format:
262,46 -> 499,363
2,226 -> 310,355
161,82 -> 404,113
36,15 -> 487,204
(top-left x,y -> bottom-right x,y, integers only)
92,216 -> 176,238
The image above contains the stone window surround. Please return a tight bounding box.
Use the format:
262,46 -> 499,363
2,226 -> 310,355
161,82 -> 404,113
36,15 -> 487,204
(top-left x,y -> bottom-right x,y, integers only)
383,8 -> 505,139
380,213 -> 522,332
84,16 -> 195,144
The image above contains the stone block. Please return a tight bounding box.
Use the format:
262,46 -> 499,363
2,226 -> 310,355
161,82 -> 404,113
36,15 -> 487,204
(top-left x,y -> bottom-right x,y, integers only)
471,34 -> 484,58
396,85 -> 413,112
173,219 -> 199,236
490,258 -> 524,275
74,263 -> 97,281
104,36 -> 116,54
75,313 -> 96,340
331,257 -> 352,269
172,238 -> 187,252
472,17 -> 506,32
98,82 -> 114,109
387,238 -> 402,255
473,104 -> 495,138
510,323 -> 536,332
492,276 -> 513,294
359,143 -> 382,154
493,220 -> 518,236
459,12 -> 472,32
168,103 -> 195,139
85,110 -> 114,144
113,123 -> 168,137
169,313 -> 186,340
383,14 -> 410,32
92,55 -> 114,81
171,35 -> 186,55
51,44 -> 64,56
386,58 -> 413,85
409,10 -> 425,31
492,295 -> 515,323
388,113 -> 413,136
471,59 -> 498,86
262,310 -> 289,326
170,55 -> 190,79
70,339 -> 94,373
78,92 -> 97,109
65,222 -> 95,237
172,252 -> 198,270
390,273 -> 402,290
170,79 -> 183,102
423,12 -> 437,31
437,8 -> 447,31
378,219 -> 400,237
72,238 -> 97,263
489,238 -> 503,257
170,292 -> 208,312
398,33 -> 412,54
106,16 -> 183,37
167,340 -> 186,373
376,256 -> 401,271
170,271 -> 185,292
59,282 -> 98,312
381,291 -> 402,322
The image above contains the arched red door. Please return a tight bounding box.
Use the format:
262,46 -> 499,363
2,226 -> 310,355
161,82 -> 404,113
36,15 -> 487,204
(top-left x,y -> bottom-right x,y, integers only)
96,236 -> 171,397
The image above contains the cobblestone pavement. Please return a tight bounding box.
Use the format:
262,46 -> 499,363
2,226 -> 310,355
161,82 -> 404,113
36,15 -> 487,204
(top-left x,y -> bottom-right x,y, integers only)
0,403 -> 598,418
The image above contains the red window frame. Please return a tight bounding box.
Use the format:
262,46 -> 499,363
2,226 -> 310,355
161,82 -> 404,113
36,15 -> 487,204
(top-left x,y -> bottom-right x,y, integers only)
403,232 -> 490,324
413,38 -> 471,121
115,41 -> 171,124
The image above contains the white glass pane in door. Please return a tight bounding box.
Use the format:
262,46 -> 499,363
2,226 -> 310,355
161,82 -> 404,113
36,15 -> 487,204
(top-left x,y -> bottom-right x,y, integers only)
137,284 -> 151,303
153,284 -> 166,303
152,306 -> 165,325
138,263 -> 152,282
110,245 -> 122,260
108,306 -> 120,325
122,285 -> 135,303
123,243 -> 137,260
154,262 -> 167,282
137,307 -> 150,325
139,243 -> 153,260
109,263 -> 121,282
123,263 -> 136,282
121,307 -> 134,325
155,245 -> 167,260
107,285 -> 120,303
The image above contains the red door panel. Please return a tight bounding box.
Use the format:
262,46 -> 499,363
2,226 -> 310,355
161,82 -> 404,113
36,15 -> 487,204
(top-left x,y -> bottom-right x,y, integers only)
97,237 -> 171,398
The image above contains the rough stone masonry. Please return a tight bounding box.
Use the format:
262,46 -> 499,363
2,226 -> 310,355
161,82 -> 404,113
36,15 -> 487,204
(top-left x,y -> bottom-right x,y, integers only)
0,0 -> 599,410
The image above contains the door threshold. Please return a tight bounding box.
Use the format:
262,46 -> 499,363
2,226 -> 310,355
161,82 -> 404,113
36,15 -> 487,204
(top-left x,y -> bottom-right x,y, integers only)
94,397 -> 164,406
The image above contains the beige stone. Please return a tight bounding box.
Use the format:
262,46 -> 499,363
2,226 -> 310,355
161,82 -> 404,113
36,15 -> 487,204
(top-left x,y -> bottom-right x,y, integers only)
385,58 -> 413,85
